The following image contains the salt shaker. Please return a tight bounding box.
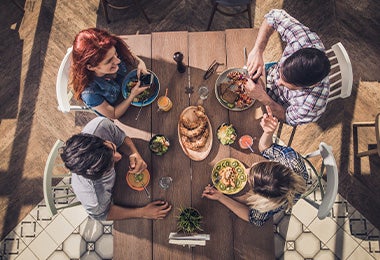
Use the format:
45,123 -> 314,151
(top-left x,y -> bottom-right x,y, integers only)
173,52 -> 186,73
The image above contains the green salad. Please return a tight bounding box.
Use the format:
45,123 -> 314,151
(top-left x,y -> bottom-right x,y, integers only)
217,123 -> 237,145
149,135 -> 170,155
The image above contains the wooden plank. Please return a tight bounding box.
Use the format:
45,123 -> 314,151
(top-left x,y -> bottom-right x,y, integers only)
113,34 -> 153,260
225,29 -> 275,259
188,31 -> 233,260
151,31 -> 192,259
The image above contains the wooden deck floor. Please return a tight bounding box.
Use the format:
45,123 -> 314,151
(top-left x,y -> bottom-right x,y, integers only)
0,0 -> 379,240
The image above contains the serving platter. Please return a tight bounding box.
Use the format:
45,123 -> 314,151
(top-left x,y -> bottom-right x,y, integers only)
122,69 -> 160,107
211,158 -> 247,195
178,106 -> 213,161
215,68 -> 258,111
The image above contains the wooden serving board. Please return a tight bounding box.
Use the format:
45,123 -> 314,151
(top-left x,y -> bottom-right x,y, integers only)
177,106 -> 213,161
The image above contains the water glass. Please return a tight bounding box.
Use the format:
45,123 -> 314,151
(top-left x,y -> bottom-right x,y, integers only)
159,176 -> 173,190
198,86 -> 209,100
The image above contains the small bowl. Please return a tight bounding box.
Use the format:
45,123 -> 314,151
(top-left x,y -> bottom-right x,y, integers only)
217,123 -> 237,145
149,134 -> 170,155
126,169 -> 150,191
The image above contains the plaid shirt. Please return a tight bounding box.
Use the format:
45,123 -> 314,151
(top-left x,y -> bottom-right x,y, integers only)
248,143 -> 308,226
265,9 -> 330,126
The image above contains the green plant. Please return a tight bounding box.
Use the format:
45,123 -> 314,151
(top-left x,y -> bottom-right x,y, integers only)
176,207 -> 203,234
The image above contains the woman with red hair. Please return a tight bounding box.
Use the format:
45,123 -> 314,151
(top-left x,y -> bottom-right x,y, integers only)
71,28 -> 149,119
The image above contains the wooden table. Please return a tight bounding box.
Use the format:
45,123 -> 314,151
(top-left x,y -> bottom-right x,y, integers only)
113,29 -> 274,260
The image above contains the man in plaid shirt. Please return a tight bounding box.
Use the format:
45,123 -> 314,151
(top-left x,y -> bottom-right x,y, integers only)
245,9 -> 330,126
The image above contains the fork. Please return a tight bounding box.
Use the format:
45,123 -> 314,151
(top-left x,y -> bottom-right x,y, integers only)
135,99 -> 145,120
210,175 -> 222,189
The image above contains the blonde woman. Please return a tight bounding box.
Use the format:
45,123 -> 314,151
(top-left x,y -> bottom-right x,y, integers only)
202,106 -> 307,226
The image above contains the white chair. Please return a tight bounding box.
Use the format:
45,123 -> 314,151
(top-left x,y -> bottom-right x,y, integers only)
301,142 -> 339,220
56,47 -> 93,113
276,42 -> 353,146
43,140 -> 81,216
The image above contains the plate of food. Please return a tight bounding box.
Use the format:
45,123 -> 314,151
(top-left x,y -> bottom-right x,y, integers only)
149,134 -> 170,155
178,106 -> 213,161
126,169 -> 150,191
215,68 -> 256,111
217,123 -> 237,145
211,158 -> 248,195
122,69 -> 160,107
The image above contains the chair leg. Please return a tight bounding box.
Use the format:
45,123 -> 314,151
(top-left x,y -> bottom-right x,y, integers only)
275,122 -> 284,144
287,125 -> 297,147
207,3 -> 218,31
247,4 -> 252,28
132,0 -> 151,24
353,124 -> 361,174
101,0 -> 111,24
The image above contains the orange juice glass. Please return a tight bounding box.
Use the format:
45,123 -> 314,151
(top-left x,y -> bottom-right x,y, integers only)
157,96 -> 173,111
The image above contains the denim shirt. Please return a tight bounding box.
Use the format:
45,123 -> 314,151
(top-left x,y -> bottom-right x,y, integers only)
81,61 -> 128,108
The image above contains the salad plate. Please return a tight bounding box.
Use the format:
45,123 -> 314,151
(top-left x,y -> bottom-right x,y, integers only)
211,158 -> 247,195
122,69 -> 160,107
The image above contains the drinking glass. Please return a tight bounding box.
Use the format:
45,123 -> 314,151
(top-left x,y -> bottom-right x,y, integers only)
159,176 -> 173,190
198,86 -> 209,100
157,96 -> 173,111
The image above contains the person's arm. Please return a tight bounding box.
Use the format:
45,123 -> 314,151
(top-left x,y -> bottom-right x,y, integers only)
91,81 -> 149,119
202,185 -> 250,222
118,136 -> 147,174
134,55 -> 149,78
107,201 -> 172,220
247,19 -> 275,80
244,79 -> 286,121
258,105 -> 279,152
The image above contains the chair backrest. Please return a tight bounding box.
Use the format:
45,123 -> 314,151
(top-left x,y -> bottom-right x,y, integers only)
303,142 -> 339,220
326,42 -> 353,103
43,140 -> 81,216
56,47 -> 93,113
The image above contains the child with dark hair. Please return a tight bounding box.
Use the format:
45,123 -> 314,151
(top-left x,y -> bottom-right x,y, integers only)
61,117 -> 172,221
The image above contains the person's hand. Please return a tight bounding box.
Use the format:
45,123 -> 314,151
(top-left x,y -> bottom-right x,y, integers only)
260,105 -> 278,134
142,200 -> 172,220
243,78 -> 267,101
247,49 -> 264,80
136,60 -> 148,79
202,185 -> 224,201
128,152 -> 147,174
129,81 -> 149,99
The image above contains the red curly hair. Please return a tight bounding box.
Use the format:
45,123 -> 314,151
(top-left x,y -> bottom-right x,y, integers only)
70,28 -> 136,100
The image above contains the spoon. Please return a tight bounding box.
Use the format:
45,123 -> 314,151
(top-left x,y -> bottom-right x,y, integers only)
141,181 -> 151,198
244,140 -> 255,153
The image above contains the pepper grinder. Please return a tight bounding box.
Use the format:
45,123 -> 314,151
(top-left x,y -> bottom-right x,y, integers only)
173,52 -> 186,73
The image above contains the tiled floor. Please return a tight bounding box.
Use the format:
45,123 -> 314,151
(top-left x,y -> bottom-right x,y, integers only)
1,179 -> 379,260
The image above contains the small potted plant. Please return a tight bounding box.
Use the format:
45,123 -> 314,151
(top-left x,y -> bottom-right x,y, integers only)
176,207 -> 203,235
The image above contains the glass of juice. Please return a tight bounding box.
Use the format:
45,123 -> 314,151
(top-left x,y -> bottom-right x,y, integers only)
239,135 -> 254,150
157,96 -> 173,111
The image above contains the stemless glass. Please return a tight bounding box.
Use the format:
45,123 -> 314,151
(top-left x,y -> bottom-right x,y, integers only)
198,86 -> 209,100
159,176 -> 173,190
